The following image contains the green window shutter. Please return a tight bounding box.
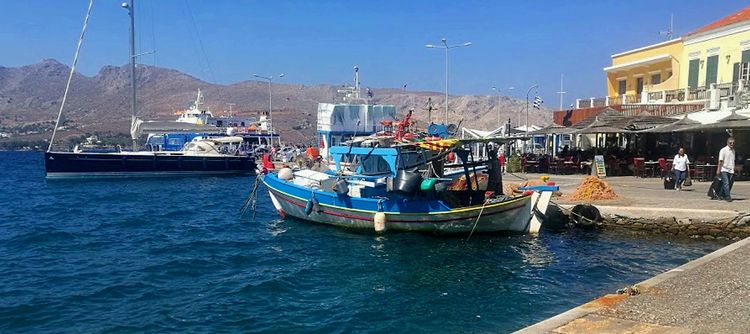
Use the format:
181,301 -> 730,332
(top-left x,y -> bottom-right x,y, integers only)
742,49 -> 750,63
705,55 -> 718,87
688,59 -> 700,89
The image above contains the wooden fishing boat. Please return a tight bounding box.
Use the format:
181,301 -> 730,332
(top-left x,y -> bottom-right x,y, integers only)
260,139 -> 557,234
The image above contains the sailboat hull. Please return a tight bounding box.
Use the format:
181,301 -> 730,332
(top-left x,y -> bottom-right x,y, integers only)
44,151 -> 255,178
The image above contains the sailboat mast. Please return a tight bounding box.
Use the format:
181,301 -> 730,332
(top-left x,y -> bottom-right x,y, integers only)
124,0 -> 137,150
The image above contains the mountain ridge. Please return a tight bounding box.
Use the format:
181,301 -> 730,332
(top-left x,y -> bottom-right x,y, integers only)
0,60 -> 552,144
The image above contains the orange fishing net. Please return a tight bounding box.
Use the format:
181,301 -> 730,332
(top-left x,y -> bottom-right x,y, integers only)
567,176 -> 617,201
447,173 -> 488,191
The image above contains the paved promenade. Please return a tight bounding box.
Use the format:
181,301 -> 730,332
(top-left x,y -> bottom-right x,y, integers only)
513,174 -> 749,333
516,236 -> 750,333
513,173 -> 748,220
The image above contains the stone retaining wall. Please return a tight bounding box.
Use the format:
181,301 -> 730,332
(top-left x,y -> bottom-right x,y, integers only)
599,214 -> 750,241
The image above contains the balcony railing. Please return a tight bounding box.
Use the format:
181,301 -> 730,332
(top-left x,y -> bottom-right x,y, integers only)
619,103 -> 706,117
575,81 -> 745,111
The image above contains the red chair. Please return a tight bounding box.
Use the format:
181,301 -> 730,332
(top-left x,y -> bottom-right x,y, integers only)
658,158 -> 668,178
633,157 -> 645,178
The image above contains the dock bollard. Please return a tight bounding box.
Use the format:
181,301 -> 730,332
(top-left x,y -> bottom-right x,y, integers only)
570,204 -> 601,228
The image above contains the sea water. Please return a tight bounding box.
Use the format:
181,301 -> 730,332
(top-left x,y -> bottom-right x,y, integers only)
0,152 -> 725,333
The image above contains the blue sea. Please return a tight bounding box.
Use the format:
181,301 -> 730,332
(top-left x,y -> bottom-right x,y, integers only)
0,151 -> 726,333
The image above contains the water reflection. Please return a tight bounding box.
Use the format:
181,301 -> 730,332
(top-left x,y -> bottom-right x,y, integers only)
513,236 -> 555,268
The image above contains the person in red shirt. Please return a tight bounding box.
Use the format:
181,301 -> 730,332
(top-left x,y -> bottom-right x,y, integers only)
498,152 -> 506,174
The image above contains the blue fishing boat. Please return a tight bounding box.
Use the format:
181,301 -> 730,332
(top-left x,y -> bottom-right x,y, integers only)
260,138 -> 558,234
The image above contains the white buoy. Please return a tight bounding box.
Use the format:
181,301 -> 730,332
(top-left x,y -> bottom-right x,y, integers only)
374,212 -> 387,233
278,168 -> 294,181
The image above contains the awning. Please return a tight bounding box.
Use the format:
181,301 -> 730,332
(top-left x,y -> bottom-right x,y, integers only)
677,111 -> 750,132
604,54 -> 672,72
638,115 -> 700,133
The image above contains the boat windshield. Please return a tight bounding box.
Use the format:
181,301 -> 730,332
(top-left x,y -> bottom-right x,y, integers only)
341,154 -> 392,175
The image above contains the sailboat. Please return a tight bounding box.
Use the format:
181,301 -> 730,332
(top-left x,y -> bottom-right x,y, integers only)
44,0 -> 255,178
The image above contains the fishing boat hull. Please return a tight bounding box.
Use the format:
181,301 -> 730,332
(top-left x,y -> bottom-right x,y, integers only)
44,151 -> 255,178
262,173 -> 553,234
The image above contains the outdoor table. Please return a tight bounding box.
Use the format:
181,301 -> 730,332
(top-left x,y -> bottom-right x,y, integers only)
696,164 -> 717,182
644,161 -> 659,177
524,160 -> 539,173
580,161 -> 592,175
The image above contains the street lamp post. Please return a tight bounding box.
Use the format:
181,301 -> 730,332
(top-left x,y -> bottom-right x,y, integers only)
254,73 -> 284,146
425,38 -> 472,124
492,86 -> 500,129
525,84 -> 539,153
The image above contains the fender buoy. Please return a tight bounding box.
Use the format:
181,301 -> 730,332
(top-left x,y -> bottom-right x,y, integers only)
305,199 -> 315,215
570,204 -> 601,228
374,212 -> 387,232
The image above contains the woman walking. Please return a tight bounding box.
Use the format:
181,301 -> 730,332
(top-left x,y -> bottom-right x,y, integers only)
672,147 -> 690,190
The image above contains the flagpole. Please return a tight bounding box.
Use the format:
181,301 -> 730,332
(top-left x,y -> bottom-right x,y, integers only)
525,84 -> 538,153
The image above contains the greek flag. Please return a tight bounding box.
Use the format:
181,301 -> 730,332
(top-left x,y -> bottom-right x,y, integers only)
532,96 -> 543,110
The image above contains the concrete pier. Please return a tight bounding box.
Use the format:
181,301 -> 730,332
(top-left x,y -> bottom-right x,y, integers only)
516,236 -> 750,333
513,173 -> 750,333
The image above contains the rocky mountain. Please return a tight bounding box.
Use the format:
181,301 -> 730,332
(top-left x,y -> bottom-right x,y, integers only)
0,60 -> 551,144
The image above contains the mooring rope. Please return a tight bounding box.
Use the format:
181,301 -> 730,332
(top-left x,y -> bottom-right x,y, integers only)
240,174 -> 263,220
548,201 -> 599,225
466,200 -> 490,241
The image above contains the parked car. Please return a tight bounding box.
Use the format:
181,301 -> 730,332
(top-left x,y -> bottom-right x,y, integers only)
278,146 -> 296,162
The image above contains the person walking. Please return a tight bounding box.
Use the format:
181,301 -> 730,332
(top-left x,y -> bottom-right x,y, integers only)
716,137 -> 736,202
672,147 -> 690,190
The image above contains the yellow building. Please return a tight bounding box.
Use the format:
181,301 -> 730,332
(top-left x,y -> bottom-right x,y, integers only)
680,7 -> 750,90
605,38 -> 683,100
602,5 -> 750,105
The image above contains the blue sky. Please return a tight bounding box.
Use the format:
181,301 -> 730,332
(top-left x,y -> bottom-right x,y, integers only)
1,1 -> 748,109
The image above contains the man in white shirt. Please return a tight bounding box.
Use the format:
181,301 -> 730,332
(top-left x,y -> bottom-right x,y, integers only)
716,137 -> 736,202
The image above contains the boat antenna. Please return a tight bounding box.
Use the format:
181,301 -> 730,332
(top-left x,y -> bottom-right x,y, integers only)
123,0 -> 138,151
48,0 -> 94,152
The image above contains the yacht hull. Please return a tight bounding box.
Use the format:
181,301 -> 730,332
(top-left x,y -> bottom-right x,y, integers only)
44,151 -> 255,178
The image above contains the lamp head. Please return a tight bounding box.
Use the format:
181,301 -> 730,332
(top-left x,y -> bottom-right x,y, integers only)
279,73 -> 285,78
463,42 -> 472,46
121,2 -> 129,8
425,44 -> 435,48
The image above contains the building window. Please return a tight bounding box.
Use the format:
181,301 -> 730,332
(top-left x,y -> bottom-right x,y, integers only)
705,55 -> 719,87
651,73 -> 661,85
688,59 -> 700,89
636,77 -> 644,95
617,79 -> 626,95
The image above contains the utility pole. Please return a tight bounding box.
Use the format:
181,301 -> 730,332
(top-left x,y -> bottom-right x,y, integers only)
659,14 -> 674,40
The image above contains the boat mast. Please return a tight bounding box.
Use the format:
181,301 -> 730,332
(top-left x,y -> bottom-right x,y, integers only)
47,0 -> 94,152
123,0 -> 137,150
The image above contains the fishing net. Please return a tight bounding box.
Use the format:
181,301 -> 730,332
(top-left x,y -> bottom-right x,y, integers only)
567,176 -> 617,201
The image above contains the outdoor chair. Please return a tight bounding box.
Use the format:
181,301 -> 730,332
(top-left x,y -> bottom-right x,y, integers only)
633,157 -> 646,178
555,159 -> 566,174
691,161 -> 705,182
658,158 -> 668,178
